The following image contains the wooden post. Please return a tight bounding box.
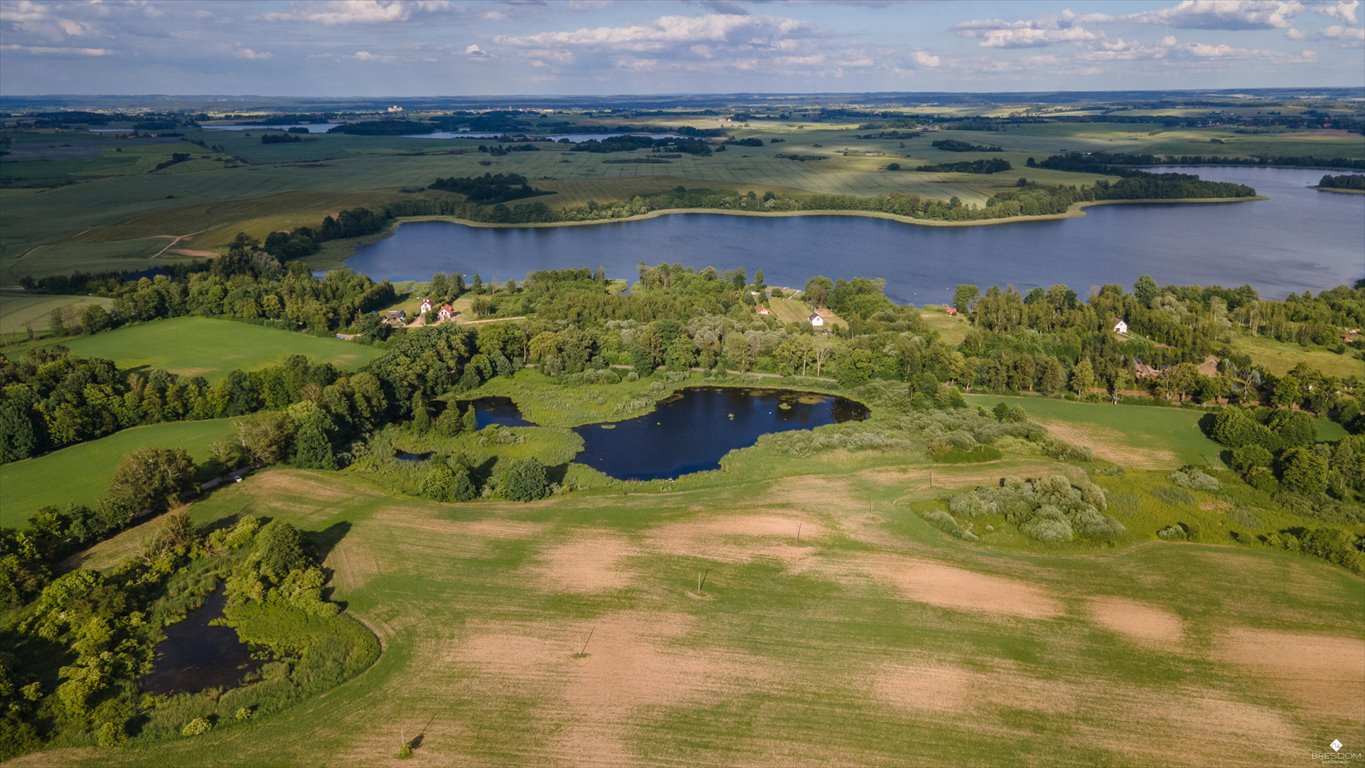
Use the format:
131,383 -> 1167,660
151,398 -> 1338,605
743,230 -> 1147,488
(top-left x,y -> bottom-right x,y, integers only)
796,523 -> 802,544
578,627 -> 594,657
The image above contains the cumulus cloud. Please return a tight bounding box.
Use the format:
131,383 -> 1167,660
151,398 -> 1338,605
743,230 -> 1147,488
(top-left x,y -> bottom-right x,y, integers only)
265,0 -> 451,26
236,47 -> 272,60
1318,22 -> 1365,40
465,43 -> 490,59
1313,0 -> 1359,23
1124,1 -> 1304,30
956,13 -> 1100,48
353,49 -> 397,62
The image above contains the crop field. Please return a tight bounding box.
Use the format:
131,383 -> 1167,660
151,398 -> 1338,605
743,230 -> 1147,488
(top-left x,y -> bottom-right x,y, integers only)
17,456 -> 1363,767
51,317 -> 382,382
0,290 -> 113,340
0,418 -> 237,519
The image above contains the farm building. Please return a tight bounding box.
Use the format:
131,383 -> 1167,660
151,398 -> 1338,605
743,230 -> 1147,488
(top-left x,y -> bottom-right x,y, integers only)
809,313 -> 826,328
757,306 -> 770,316
1113,319 -> 1129,335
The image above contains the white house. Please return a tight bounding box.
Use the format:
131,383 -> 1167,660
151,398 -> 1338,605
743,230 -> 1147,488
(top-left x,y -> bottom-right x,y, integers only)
809,313 -> 826,328
437,304 -> 455,321
419,298 -> 433,315
1113,319 -> 1129,335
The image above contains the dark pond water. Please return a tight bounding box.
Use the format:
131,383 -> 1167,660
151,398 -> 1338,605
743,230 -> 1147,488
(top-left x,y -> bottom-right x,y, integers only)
465,396 -> 533,428
395,449 -> 434,462
141,586 -> 261,696
573,387 -> 868,481
345,166 -> 1364,302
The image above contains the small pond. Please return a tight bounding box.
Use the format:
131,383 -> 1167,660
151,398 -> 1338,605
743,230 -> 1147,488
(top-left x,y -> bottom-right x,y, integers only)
466,396 -> 533,429
573,387 -> 868,481
141,585 -> 261,696
395,449 -> 434,462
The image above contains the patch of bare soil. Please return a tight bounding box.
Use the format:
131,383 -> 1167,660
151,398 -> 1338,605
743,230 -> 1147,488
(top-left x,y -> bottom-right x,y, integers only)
859,554 -> 1065,620
1037,419 -> 1178,469
166,247 -> 218,258
248,470 -> 360,504
452,611 -> 768,766
648,512 -> 826,566
325,534 -> 381,592
531,532 -> 637,593
1214,627 -> 1365,720
1088,597 -> 1184,648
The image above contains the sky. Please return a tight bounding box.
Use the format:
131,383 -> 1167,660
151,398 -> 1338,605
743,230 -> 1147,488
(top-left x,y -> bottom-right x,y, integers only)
0,0 -> 1362,96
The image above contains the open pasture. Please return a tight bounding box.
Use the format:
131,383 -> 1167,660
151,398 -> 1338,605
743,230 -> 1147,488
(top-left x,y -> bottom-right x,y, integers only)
0,418 -> 237,520
16,462 -> 1362,767
0,290 -> 113,340
52,317 -> 382,382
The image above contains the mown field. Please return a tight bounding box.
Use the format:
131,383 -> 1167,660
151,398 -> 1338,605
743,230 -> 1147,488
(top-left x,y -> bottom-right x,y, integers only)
49,317 -> 382,382
17,449 -> 1363,767
0,418 -> 237,520
1229,333 -> 1363,378
4,118 -> 1362,280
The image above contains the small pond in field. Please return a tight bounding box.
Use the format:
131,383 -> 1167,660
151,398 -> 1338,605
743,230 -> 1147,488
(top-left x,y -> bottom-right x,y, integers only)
141,585 -> 261,696
572,387 -> 868,481
466,396 -> 533,428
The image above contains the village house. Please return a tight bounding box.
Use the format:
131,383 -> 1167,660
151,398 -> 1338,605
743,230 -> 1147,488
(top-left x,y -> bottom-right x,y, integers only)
438,304 -> 456,322
418,298 -> 433,315
945,306 -> 958,316
1113,319 -> 1129,335
808,312 -> 826,328
757,306 -> 770,316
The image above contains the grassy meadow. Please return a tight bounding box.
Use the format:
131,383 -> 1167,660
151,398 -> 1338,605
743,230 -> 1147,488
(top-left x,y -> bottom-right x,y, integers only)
0,418 -> 237,521
1229,333 -> 1363,378
18,451 -> 1363,767
49,317 -> 382,382
0,290 -> 113,341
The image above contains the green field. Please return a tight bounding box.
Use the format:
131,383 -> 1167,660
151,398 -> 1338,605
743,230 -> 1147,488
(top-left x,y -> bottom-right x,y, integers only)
49,317 -> 382,382
966,394 -> 1226,468
1230,333 -> 1364,378
20,460 -> 1363,767
0,418 -> 237,521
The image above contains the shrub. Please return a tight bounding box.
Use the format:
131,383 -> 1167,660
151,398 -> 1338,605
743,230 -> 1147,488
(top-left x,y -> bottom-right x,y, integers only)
920,510 -> 979,542
234,707 -> 253,722
1247,466 -> 1279,494
499,457 -> 550,501
181,717 -> 213,737
1168,466 -> 1220,491
1021,517 -> 1074,542
948,489 -> 998,518
1229,444 -> 1273,475
1151,487 -> 1195,507
1279,447 -> 1329,496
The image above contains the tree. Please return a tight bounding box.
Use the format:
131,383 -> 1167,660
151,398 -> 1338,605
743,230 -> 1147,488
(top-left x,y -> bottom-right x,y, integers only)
1280,447 -> 1328,496
1133,274 -> 1159,307
462,405 -> 479,434
234,411 -> 293,465
287,400 -> 336,470
433,405 -> 464,437
410,392 -> 431,433
1069,359 -> 1096,397
753,269 -> 766,294
107,448 -> 197,516
499,458 -> 550,501
952,284 -> 979,314
804,276 -> 833,308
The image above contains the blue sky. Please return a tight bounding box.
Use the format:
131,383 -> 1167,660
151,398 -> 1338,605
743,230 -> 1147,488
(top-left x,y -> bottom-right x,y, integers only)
1,0 -> 1362,95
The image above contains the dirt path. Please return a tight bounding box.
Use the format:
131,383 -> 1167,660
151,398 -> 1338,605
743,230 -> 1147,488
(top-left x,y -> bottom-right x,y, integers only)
150,224 -> 226,258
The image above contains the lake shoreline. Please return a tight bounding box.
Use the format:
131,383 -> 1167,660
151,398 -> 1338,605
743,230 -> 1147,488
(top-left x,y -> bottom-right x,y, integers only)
305,195 -> 1263,271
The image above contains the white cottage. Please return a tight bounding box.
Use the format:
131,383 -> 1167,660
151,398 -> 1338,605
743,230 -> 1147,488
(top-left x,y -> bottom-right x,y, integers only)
809,313 -> 826,328
1113,319 -> 1129,335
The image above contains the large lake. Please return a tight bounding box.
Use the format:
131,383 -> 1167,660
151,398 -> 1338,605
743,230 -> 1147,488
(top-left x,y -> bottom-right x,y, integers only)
345,166 -> 1364,301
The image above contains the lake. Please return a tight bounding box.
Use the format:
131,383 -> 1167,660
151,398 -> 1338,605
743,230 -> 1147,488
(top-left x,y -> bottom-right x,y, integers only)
202,123 -> 340,133
345,166 -> 1364,302
141,585 -> 261,696
572,387 -> 868,480
404,132 -> 682,142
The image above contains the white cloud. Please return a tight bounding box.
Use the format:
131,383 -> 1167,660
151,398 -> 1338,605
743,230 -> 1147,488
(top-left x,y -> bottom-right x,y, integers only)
236,47 -> 272,60
910,49 -> 941,67
1319,22 -> 1365,40
57,18 -> 93,36
495,13 -> 812,50
956,13 -> 1099,48
464,43 -> 489,59
352,50 -> 398,62
1124,1 -> 1304,30
1314,0 -> 1359,23
3,0 -> 50,23
264,0 -> 451,26
0,43 -> 110,56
